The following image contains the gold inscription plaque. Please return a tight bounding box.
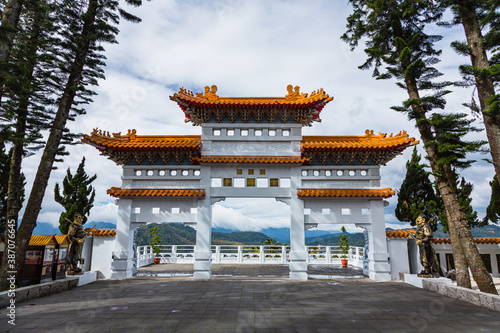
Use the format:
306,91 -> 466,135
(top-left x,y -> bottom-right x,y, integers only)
270,178 -> 279,187
247,178 -> 255,187
223,178 -> 232,187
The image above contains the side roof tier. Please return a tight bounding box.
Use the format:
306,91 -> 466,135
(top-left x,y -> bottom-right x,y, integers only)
170,85 -> 333,126
302,130 -> 418,152
82,129 -> 201,151
82,129 -> 417,166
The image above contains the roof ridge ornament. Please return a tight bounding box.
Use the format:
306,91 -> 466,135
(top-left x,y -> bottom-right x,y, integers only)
89,128 -> 136,141
195,85 -> 219,101
285,84 -> 308,101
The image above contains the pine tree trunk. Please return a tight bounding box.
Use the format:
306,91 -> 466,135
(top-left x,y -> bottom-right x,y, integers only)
406,78 -> 497,294
0,0 -> 98,291
0,0 -> 24,103
458,1 -> 500,183
0,0 -> 41,284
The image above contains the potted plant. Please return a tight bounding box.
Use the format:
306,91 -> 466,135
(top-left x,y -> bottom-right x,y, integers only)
339,226 -> 350,268
150,225 -> 162,264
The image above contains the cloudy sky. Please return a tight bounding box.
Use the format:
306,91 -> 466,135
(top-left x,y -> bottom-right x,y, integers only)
21,0 -> 494,233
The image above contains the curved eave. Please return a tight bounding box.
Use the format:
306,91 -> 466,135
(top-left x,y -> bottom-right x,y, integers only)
298,188 -> 395,198
107,187 -> 206,198
82,134 -> 202,152
302,133 -> 419,152
169,95 -> 333,109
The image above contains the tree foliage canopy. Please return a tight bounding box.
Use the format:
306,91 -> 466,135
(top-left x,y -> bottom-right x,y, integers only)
395,147 -> 442,231
54,157 -> 96,234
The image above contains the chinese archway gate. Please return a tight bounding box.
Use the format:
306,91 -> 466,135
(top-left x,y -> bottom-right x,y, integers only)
83,85 -> 417,280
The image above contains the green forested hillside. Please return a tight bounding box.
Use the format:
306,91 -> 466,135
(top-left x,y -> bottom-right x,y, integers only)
135,223 -> 270,246
136,223 -> 196,246
306,233 -> 365,247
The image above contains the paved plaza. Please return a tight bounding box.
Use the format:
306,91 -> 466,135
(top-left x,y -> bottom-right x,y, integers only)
2,265 -> 499,332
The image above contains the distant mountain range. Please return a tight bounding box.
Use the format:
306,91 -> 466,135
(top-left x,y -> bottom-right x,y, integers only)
213,227 -> 340,244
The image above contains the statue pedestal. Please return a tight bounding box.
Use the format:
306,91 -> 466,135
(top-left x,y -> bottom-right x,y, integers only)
404,274 -> 452,288
76,271 -> 97,286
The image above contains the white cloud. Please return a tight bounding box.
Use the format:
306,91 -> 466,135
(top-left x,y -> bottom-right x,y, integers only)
213,199 -> 289,231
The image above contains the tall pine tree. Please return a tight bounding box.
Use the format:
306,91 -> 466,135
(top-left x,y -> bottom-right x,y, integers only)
484,175 -> 500,224
437,0 -> 500,186
396,148 -> 482,233
0,0 -> 147,291
395,147 -> 442,231
342,0 -> 497,294
54,157 -> 96,234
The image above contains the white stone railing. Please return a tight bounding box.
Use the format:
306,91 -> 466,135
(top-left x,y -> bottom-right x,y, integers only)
137,245 -> 364,268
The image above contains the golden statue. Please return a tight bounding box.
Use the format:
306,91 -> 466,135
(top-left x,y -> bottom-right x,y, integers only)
415,216 -> 442,278
67,215 -> 87,275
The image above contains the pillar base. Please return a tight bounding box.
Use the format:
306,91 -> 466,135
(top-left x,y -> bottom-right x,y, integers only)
193,271 -> 212,280
369,272 -> 391,281
289,272 -> 308,280
110,270 -> 133,280
289,252 -> 308,280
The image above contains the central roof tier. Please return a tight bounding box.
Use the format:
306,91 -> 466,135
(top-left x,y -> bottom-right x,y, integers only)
170,85 -> 333,126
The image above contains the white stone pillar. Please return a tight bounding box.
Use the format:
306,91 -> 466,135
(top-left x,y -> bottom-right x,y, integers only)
367,199 -> 391,281
110,198 -> 134,279
172,245 -> 177,263
194,165 -> 213,279
237,246 -> 243,263
194,198 -> 212,279
289,166 -> 307,280
490,253 -> 499,275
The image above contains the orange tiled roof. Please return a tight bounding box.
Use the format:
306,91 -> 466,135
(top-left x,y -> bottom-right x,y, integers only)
82,128 -> 416,158
171,85 -> 333,125
193,156 -> 309,164
386,229 -> 416,239
297,188 -> 395,198
82,129 -> 201,151
170,85 -> 333,107
84,228 -> 116,237
54,235 -> 71,245
302,130 -> 418,151
107,187 -> 206,198
29,235 -> 58,246
385,231 -> 500,245
433,237 -> 500,244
